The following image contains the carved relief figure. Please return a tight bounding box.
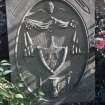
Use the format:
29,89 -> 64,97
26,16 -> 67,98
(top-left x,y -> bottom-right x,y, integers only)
15,0 -> 88,102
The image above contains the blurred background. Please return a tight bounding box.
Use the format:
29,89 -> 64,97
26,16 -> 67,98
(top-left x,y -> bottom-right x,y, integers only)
95,0 -> 105,103
0,0 -> 9,60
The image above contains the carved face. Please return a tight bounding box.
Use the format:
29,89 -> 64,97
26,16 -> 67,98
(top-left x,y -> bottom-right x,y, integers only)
15,0 -> 88,102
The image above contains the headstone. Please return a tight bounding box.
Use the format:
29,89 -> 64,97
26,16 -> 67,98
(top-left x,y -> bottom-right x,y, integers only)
6,0 -> 95,104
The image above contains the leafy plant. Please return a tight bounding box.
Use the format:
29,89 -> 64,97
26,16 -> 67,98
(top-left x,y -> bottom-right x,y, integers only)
0,60 -> 45,105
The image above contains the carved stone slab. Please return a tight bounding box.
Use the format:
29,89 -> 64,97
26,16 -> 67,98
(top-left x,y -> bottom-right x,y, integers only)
6,0 -> 95,104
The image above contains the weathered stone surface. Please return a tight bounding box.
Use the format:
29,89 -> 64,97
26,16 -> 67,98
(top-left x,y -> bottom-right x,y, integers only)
6,0 -> 95,104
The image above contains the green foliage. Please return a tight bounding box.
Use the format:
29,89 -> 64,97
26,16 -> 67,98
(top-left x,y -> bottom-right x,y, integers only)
0,60 -> 45,105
